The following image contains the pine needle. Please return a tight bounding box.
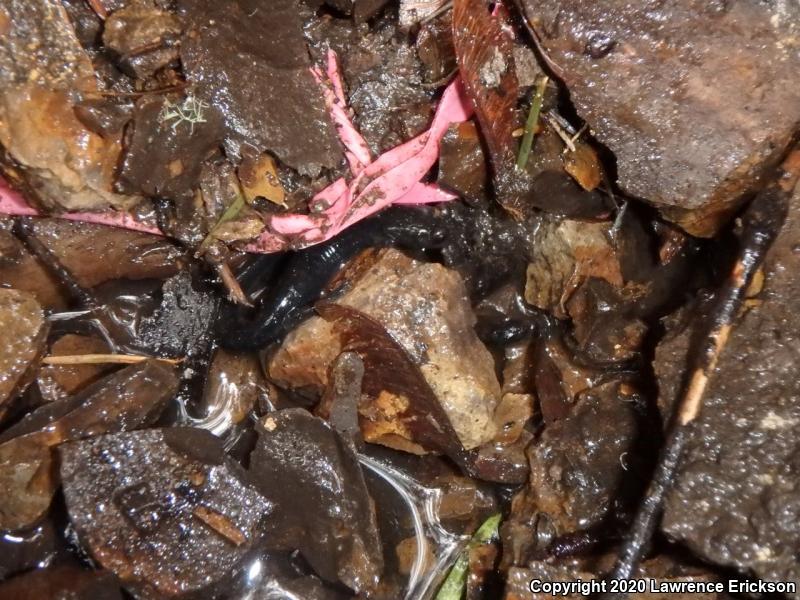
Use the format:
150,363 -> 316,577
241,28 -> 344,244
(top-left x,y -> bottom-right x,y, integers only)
43,354 -> 183,366
516,76 -> 548,171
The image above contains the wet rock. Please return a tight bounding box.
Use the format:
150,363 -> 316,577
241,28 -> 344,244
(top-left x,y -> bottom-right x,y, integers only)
564,279 -> 649,364
118,94 -> 223,202
0,519 -> 63,580
325,0 -> 392,22
73,98 -> 132,139
61,0 -> 103,48
28,218 -> 182,289
527,171 -> 612,220
122,270 -> 218,358
60,428 -> 271,598
250,409 -> 383,593
416,13 -> 457,83
270,248 -> 501,450
658,186 -> 800,589
0,564 -> 123,600
525,218 -> 623,318
503,380 -> 651,566
467,430 -> 532,485
438,121 -> 489,203
0,0 -> 139,211
102,3 -> 181,78
36,334 -> 116,401
0,227 -> 67,310
0,360 -> 178,532
0,0 -> 94,88
179,0 -> 342,175
0,289 -> 48,419
309,15 -> 434,155
193,349 -> 266,434
519,0 -> 800,235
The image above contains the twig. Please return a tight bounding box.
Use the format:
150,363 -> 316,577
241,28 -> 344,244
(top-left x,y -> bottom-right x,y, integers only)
516,75 -> 548,170
420,0 -> 453,25
544,111 -> 577,152
214,261 -> 253,307
600,149 -> 800,598
43,354 -> 183,366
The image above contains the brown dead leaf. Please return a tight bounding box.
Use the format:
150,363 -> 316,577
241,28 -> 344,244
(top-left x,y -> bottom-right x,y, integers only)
211,215 -> 265,243
563,142 -> 602,191
317,302 -> 464,457
237,153 -> 286,207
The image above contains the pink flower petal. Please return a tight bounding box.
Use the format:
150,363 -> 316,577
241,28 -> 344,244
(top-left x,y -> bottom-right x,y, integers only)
311,52 -> 371,174
0,178 -> 161,235
394,182 -> 459,205
2,52 -> 475,255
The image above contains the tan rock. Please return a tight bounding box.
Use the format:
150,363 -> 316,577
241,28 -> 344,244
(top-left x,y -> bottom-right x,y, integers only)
0,289 -> 48,418
270,249 -> 501,450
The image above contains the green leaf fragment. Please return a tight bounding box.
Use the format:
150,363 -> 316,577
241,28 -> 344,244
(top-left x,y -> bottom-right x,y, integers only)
198,191 -> 248,253
434,513 -> 502,600
516,75 -> 549,171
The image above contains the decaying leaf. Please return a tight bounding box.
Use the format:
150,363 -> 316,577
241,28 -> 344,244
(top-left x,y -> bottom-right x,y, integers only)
211,215 -> 266,243
198,190 -> 248,252
317,302 -> 464,458
563,141 -> 602,192
452,0 -> 519,171
237,152 -> 286,207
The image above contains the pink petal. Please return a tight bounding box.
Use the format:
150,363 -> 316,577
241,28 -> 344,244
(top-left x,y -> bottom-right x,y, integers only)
2,54 -> 475,255
0,178 -> 161,235
0,181 -> 38,217
394,182 -> 459,205
311,53 -> 371,174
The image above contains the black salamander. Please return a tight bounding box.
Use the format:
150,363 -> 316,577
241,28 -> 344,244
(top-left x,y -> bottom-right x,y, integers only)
216,206 -> 448,351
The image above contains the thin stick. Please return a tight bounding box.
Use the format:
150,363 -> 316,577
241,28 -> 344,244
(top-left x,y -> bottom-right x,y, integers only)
600,149 -> 800,598
516,76 -> 548,170
215,261 -> 253,307
544,112 -> 577,152
43,354 -> 183,366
